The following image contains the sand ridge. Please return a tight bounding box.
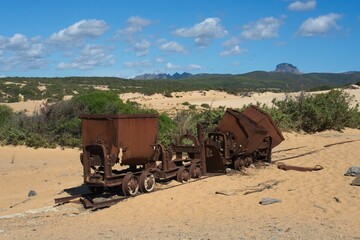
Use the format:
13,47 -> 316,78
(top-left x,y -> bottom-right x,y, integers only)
3,89 -> 360,115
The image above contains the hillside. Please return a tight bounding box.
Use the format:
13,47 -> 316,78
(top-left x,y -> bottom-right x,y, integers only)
0,71 -> 359,103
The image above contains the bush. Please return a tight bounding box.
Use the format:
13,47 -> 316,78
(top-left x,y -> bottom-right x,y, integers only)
72,90 -> 126,114
172,107 -> 225,138
182,102 -> 190,106
25,133 -> 48,148
0,105 -> 13,126
164,92 -> 173,98
189,105 -> 196,110
158,113 -> 176,146
200,103 -> 210,109
273,90 -> 360,132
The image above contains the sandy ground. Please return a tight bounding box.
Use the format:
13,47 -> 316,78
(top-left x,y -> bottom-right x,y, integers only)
0,129 -> 359,239
3,89 -> 360,116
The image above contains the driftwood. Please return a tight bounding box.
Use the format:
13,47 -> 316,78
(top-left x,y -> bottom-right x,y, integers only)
215,179 -> 282,196
215,190 -> 236,196
277,162 -> 323,172
244,179 -> 281,195
9,198 -> 31,208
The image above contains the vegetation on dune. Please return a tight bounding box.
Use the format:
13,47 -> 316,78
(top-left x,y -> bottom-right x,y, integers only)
0,72 -> 360,103
242,89 -> 360,132
0,89 -> 359,149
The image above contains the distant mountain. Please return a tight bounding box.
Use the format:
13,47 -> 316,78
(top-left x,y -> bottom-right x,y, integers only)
134,63 -> 303,80
129,64 -> 360,92
133,72 -> 193,80
274,63 -> 301,74
133,73 -> 171,80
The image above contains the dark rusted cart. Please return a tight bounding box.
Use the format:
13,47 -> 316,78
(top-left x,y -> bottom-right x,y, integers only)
80,114 -> 206,196
205,106 -> 285,172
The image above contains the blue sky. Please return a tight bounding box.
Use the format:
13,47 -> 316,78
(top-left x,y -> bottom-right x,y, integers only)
0,0 -> 359,78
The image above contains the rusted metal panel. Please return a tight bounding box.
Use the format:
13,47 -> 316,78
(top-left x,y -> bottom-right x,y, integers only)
80,114 -> 158,166
241,106 -> 285,148
117,116 -> 158,166
217,108 -> 269,155
81,118 -> 115,147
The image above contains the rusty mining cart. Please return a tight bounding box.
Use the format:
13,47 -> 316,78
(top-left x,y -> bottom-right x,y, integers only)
80,114 -> 206,196
205,106 -> 285,172
79,106 -> 284,197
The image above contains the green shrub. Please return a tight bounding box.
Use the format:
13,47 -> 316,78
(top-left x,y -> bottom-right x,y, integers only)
164,92 -> 173,98
0,128 -> 27,146
20,84 -> 42,100
158,113 -> 176,146
189,105 -> 196,110
72,90 -> 124,114
0,105 -> 13,126
308,85 -> 332,92
192,107 -> 225,133
182,102 -> 190,106
25,133 -> 48,148
200,103 -> 210,109
273,90 -> 360,132
58,132 -> 81,147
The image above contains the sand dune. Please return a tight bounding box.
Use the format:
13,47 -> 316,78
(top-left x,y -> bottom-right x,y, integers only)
120,89 -> 360,115
3,89 -> 360,115
0,129 -> 359,239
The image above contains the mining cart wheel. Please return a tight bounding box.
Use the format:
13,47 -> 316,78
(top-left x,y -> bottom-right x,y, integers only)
139,171 -> 156,193
233,159 -> 244,171
244,157 -> 253,167
88,186 -> 105,195
122,173 -> 139,196
176,167 -> 190,183
189,163 -> 202,179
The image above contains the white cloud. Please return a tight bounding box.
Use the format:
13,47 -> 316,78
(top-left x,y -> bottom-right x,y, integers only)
57,44 -> 114,70
173,17 -> 228,46
114,16 -> 153,56
166,62 -> 181,70
0,36 -> 6,47
298,13 -> 342,36
222,37 -> 241,47
156,38 -> 167,44
49,19 -> 108,43
128,16 -> 152,28
123,60 -> 152,68
160,41 -> 186,54
7,33 -> 29,50
117,16 -> 152,35
155,57 -> 164,63
220,45 -> 247,56
188,64 -> 202,70
26,43 -> 45,58
134,40 -> 151,56
0,33 -> 47,71
288,0 -> 316,11
241,17 -> 281,40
